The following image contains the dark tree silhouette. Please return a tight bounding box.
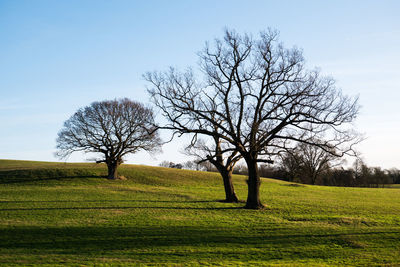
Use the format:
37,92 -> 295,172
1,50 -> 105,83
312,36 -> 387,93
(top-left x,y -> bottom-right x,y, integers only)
56,98 -> 161,179
145,29 -> 360,209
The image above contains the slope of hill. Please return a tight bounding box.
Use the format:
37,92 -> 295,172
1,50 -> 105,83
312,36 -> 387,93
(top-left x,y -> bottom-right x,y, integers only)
0,159 -> 399,265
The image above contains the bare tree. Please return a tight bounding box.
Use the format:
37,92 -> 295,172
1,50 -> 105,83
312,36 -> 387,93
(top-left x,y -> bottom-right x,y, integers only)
159,160 -> 171,168
387,168 -> 400,184
145,29 -> 360,209
280,140 -> 344,185
56,98 -> 161,179
185,136 -> 241,202
279,149 -> 302,182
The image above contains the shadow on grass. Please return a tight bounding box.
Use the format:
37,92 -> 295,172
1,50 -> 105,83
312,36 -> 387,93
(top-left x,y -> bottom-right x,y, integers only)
0,176 -> 103,185
0,199 -> 217,204
0,205 -> 242,211
0,169 -> 104,184
0,225 -> 398,263
0,199 -> 243,211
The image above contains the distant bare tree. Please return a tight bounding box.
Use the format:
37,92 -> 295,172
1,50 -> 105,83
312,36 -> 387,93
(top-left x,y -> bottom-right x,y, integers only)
159,160 -> 171,168
182,160 -> 196,170
169,162 -> 183,169
56,98 -> 161,179
145,29 -> 360,209
280,140 -> 344,185
233,163 -> 249,175
158,161 -> 183,169
387,168 -> 400,184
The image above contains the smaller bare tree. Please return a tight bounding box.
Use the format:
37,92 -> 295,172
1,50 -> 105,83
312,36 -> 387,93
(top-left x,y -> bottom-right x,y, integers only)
185,136 -> 241,202
56,98 -> 161,179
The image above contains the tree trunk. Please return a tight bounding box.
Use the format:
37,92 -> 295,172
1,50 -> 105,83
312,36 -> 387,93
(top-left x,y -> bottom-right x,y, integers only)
220,169 -> 239,203
107,162 -> 118,179
244,158 -> 264,209
311,174 -> 317,185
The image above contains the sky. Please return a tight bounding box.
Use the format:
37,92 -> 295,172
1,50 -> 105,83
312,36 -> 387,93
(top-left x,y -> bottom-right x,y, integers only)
0,0 -> 399,169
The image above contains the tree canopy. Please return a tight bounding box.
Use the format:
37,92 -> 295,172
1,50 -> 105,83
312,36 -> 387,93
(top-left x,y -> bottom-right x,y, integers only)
56,98 -> 161,179
145,29 -> 360,209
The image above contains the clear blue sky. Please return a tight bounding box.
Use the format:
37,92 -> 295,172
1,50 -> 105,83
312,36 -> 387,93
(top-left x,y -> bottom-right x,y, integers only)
1,0 -> 399,168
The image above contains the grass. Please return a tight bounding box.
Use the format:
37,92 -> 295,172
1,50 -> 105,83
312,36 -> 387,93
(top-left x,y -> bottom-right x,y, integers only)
0,159 -> 399,266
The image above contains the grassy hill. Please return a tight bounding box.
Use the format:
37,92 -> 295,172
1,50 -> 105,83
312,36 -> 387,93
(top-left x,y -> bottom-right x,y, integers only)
0,159 -> 399,266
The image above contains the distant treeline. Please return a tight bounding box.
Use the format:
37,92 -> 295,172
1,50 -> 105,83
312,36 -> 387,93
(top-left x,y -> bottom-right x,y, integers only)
257,163 -> 400,188
161,160 -> 400,188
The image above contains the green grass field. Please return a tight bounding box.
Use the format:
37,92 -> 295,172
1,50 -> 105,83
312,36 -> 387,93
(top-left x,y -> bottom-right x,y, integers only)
0,159 -> 399,266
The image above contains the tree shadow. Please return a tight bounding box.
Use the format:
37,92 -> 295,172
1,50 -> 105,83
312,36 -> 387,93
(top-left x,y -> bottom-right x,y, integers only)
0,176 -> 102,184
0,169 -> 103,184
0,205 -> 242,212
0,199 -> 216,204
0,199 -> 243,211
0,225 -> 398,263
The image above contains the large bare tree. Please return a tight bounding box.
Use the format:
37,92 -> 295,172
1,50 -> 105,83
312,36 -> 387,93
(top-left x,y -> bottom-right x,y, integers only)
56,98 -> 161,179
145,29 -> 360,209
